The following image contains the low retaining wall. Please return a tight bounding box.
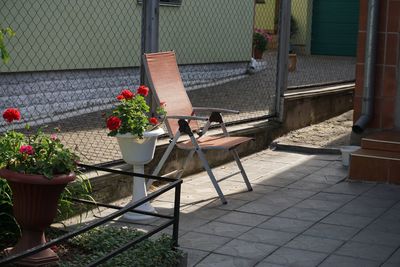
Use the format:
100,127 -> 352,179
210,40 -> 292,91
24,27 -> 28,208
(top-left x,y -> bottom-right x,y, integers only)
86,84 -> 354,203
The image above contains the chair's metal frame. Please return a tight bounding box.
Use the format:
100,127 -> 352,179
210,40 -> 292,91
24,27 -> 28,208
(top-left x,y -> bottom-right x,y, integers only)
144,52 -> 253,204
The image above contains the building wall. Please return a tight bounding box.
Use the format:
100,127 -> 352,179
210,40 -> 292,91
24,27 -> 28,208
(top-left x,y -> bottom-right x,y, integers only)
254,0 -> 313,54
254,0 -> 277,31
353,0 -> 400,130
0,0 -> 253,73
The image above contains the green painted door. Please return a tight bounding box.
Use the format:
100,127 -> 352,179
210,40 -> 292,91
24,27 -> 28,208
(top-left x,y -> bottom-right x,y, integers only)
311,0 -> 359,56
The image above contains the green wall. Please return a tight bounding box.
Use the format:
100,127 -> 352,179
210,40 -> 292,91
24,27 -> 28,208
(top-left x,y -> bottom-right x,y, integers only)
160,0 -> 254,64
254,0 -> 314,54
1,0 -> 253,72
254,0 -> 276,31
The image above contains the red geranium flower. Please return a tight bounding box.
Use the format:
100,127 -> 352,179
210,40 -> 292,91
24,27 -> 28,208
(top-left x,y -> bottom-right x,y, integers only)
2,108 -> 21,123
148,117 -> 158,125
19,145 -> 35,155
106,116 -> 122,131
116,94 -> 124,101
137,85 -> 149,97
120,89 -> 134,100
160,101 -> 166,107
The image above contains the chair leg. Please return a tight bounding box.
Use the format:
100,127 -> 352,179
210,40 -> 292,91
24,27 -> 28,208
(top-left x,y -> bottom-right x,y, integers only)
231,149 -> 253,191
196,149 -> 227,204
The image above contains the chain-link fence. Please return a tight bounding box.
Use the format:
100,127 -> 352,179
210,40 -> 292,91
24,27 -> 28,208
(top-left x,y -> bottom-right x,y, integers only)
255,0 -> 357,90
0,0 -> 357,165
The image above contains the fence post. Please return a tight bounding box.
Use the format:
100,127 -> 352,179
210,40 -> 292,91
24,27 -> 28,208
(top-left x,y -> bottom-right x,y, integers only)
140,0 -> 160,112
275,0 -> 291,121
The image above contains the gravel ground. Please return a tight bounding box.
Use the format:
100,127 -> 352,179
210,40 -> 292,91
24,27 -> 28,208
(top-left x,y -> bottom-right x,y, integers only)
275,110 -> 354,149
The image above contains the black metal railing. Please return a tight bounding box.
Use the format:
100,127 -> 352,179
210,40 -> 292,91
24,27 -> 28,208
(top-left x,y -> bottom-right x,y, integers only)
0,164 -> 182,266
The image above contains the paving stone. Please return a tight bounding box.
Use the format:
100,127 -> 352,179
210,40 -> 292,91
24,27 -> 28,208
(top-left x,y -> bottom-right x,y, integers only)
385,248 -> 400,264
335,241 -> 397,261
258,216 -> 314,233
350,196 -> 397,208
180,248 -> 209,267
278,207 -> 330,222
319,255 -> 381,267
238,228 -> 297,246
251,185 -> 279,194
362,184 -> 400,200
321,212 -> 375,228
366,218 -> 400,234
227,191 -> 264,202
381,263 -> 400,267
310,192 -> 355,203
263,247 -> 327,267
196,253 -> 256,267
337,203 -> 387,218
312,167 -> 348,178
206,198 -> 249,211
237,202 -> 289,216
257,194 -> 302,207
301,174 -> 345,185
272,171 -> 308,180
254,262 -> 287,267
284,235 -> 343,253
351,229 -> 400,247
181,206 -> 229,220
276,188 -> 317,199
323,182 -> 375,195
215,239 -> 277,260
194,221 -> 252,238
311,155 -> 341,161
294,199 -> 343,212
303,159 -> 331,167
178,214 -> 211,232
216,211 -> 270,227
254,177 -> 295,187
381,208 -> 400,221
287,165 -> 322,175
179,232 -> 231,251
303,223 -> 359,241
287,180 -> 331,191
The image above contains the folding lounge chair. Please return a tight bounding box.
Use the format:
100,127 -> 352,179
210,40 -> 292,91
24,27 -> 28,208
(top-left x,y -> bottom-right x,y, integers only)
143,51 -> 253,204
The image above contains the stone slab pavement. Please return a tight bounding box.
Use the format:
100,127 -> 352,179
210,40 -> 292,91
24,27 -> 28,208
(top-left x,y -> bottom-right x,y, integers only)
90,148 -> 400,267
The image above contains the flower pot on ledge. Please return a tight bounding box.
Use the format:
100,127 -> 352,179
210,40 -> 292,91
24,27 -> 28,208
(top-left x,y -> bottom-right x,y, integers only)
115,127 -> 164,221
253,48 -> 264,60
0,169 -> 75,266
288,53 -> 297,72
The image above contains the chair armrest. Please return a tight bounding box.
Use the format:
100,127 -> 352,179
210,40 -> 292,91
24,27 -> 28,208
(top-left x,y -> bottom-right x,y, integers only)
167,115 -> 209,121
192,107 -> 240,114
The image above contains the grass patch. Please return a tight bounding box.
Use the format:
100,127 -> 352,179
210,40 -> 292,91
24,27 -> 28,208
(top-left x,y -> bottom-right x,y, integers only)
58,226 -> 183,267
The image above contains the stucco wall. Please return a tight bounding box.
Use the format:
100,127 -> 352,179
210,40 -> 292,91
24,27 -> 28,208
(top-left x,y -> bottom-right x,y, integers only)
0,0 -> 253,73
254,0 -> 313,54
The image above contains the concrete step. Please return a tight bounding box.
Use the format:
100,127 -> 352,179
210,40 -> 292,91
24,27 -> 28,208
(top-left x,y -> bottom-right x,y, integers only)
349,148 -> 400,183
361,131 -> 400,153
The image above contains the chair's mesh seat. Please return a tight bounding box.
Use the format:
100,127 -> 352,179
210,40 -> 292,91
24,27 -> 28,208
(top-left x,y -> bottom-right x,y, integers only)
177,136 -> 253,150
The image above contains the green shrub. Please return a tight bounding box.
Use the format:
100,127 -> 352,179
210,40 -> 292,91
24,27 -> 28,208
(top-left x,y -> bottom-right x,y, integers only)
60,226 -> 183,267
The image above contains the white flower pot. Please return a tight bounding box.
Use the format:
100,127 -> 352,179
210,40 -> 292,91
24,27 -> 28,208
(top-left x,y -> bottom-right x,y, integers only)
115,127 -> 164,221
340,145 -> 360,167
116,127 -> 164,165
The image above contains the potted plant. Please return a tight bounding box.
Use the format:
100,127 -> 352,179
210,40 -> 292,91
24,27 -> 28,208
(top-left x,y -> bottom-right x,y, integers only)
253,28 -> 271,59
0,108 -> 80,266
0,26 -> 15,64
106,85 -> 166,221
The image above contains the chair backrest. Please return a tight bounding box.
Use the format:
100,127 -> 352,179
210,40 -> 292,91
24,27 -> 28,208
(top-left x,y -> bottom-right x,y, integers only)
143,51 -> 200,137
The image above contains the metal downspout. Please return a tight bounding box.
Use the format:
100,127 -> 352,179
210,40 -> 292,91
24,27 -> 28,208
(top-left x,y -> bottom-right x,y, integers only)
352,0 -> 379,134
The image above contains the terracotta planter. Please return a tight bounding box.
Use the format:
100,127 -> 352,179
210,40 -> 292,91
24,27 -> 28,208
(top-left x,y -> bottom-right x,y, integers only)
288,53 -> 297,72
253,48 -> 264,59
0,169 -> 75,266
